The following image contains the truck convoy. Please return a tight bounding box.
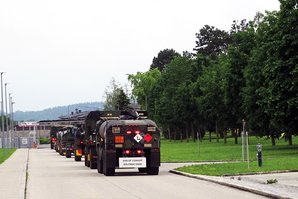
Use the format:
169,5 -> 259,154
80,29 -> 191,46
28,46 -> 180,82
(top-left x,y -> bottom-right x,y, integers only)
40,109 -> 160,176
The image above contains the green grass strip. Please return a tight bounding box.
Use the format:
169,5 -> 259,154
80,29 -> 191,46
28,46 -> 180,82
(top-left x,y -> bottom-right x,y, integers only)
0,148 -> 17,164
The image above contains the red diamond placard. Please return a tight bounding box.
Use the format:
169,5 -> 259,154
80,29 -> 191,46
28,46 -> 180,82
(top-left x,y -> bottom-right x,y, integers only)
144,134 -> 152,143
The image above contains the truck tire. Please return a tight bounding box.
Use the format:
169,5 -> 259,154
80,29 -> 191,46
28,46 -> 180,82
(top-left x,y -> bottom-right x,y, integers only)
85,149 -> 90,167
75,155 -> 81,161
66,150 -> 71,158
89,148 -> 97,169
147,167 -> 159,175
103,153 -> 115,176
138,168 -> 147,173
104,168 -> 115,176
97,156 -> 103,174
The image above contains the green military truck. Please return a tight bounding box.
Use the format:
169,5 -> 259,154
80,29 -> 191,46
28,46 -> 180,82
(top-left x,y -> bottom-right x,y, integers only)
73,126 -> 85,161
95,110 -> 161,176
56,126 -> 75,158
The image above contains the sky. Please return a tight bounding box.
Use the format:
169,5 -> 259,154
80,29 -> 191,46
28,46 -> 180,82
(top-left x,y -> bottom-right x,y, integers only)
0,0 -> 280,111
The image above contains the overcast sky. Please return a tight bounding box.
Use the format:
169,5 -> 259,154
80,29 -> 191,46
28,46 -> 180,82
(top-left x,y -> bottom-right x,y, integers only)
0,0 -> 280,111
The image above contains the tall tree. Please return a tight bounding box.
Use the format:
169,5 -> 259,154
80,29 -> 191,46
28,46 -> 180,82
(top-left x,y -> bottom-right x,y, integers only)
257,0 -> 298,145
150,49 -> 180,71
127,68 -> 161,110
193,25 -> 230,59
103,79 -> 130,111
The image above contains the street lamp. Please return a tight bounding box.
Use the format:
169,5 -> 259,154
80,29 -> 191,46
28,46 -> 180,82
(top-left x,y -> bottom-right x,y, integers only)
5,83 -> 9,148
1,72 -> 5,149
11,101 -> 15,148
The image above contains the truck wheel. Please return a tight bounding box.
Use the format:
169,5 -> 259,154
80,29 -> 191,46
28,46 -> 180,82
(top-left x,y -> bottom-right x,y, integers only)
147,167 -> 159,175
97,156 -> 103,174
104,168 -> 115,176
75,155 -> 81,161
66,150 -> 71,158
138,168 -> 147,173
85,150 -> 90,167
89,148 -> 97,169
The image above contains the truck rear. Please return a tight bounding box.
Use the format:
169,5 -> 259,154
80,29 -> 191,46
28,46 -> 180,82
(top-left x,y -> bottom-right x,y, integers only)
96,116 -> 160,176
73,127 -> 85,161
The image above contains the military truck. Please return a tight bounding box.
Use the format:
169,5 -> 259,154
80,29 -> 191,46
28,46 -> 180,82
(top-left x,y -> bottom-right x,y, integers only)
55,130 -> 63,153
50,126 -> 64,149
56,126 -> 75,158
73,126 -> 85,161
84,111 -> 103,169
95,110 -> 160,176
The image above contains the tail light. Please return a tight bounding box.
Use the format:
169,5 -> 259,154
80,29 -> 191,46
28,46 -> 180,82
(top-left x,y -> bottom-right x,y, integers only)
76,149 -> 82,156
123,150 -> 131,155
115,136 -> 124,143
135,130 -> 141,134
126,130 -> 132,135
80,141 -> 83,144
136,150 -> 143,155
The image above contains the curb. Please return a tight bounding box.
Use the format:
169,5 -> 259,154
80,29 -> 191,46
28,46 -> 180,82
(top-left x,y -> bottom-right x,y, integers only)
19,149 -> 29,199
170,170 -> 291,199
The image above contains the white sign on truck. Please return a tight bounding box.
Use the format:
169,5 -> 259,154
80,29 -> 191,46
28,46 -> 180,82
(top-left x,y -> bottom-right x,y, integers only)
119,157 -> 146,168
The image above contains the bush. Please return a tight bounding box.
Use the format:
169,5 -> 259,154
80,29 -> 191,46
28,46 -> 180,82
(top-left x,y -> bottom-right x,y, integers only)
39,137 -> 50,144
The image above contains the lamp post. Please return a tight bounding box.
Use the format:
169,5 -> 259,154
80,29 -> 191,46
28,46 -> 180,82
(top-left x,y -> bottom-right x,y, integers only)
5,83 -> 9,148
9,93 -> 12,147
11,101 -> 15,148
1,72 -> 5,150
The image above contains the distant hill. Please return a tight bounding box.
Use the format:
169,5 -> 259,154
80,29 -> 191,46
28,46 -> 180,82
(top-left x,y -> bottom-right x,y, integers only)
14,102 -> 104,121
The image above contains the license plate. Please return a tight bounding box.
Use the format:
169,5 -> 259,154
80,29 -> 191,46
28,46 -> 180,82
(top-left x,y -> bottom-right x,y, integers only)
119,157 -> 146,168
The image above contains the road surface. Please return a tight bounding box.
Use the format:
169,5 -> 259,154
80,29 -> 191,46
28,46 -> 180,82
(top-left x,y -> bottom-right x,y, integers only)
26,146 -> 267,199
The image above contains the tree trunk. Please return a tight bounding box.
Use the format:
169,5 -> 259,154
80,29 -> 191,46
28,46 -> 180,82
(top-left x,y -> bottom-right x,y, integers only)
234,128 -> 238,144
223,130 -> 227,144
186,124 -> 189,142
168,127 -> 171,142
191,123 -> 195,142
288,131 -> 293,146
209,131 -> 212,142
180,132 -> 183,142
270,132 -> 276,146
215,121 -> 219,143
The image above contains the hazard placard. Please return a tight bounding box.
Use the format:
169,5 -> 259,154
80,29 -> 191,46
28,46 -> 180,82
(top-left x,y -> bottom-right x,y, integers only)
119,157 -> 146,168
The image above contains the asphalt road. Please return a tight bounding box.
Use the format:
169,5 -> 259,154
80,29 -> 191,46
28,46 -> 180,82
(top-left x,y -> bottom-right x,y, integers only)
26,146 -> 267,199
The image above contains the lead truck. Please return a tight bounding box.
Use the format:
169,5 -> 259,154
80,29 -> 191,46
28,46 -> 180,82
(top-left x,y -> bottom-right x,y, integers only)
95,110 -> 160,176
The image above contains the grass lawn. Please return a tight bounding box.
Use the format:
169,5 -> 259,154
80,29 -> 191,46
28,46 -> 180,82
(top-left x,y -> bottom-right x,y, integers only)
0,148 -> 16,164
161,136 -> 298,175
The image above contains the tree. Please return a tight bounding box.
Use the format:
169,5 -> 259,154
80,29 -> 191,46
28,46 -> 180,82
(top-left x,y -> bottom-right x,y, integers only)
195,55 -> 229,143
103,79 -> 130,111
193,25 -> 230,59
150,49 -> 180,71
256,0 -> 298,145
127,68 -> 161,110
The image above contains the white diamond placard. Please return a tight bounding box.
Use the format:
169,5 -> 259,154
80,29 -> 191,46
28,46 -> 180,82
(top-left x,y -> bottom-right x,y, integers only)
134,134 -> 143,143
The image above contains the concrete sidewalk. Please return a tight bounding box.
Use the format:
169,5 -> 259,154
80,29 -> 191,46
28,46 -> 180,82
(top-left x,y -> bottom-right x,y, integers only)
171,170 -> 298,199
0,149 -> 29,199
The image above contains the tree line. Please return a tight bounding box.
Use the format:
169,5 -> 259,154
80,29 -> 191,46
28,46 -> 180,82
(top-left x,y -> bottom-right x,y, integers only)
126,0 -> 297,146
